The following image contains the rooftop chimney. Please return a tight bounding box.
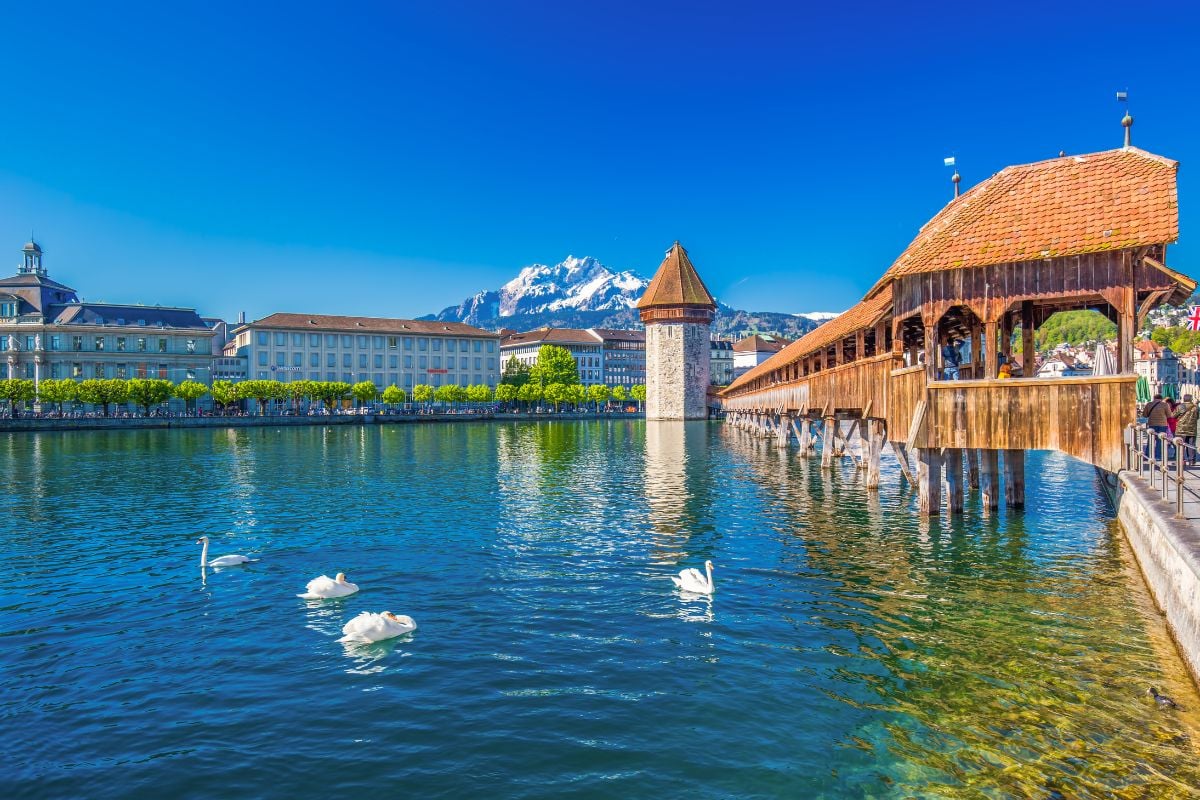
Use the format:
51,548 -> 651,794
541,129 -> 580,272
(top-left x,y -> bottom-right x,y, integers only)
238,310 -> 246,324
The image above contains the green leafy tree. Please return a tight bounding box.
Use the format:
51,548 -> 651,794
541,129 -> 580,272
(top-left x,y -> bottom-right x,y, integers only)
37,378 -> 78,412
529,345 -> 579,388
494,383 -> 517,407
126,378 -> 174,415
237,379 -> 284,415
210,379 -> 240,413
172,380 -> 208,414
76,378 -> 129,417
612,385 -> 628,405
543,382 -> 567,411
435,383 -> 467,404
500,356 -> 531,387
412,384 -> 434,407
382,385 -> 407,406
288,380 -> 314,412
630,384 -> 647,410
315,381 -> 351,412
352,380 -> 378,407
588,383 -> 611,411
0,378 -> 36,417
466,384 -> 492,403
567,383 -> 586,409
517,381 -> 541,410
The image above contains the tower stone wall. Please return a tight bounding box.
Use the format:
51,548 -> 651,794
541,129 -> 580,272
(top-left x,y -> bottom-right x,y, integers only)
645,319 -> 711,420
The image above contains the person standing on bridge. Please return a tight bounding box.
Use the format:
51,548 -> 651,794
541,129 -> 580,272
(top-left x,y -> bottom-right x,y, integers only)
1143,393 -> 1174,461
1176,394 -> 1198,466
941,336 -> 962,380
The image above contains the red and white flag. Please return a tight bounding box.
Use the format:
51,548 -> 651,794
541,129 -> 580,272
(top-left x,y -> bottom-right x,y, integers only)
1188,306 -> 1200,331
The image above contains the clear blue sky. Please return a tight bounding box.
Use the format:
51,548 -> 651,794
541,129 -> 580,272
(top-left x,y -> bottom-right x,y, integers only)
0,1 -> 1196,321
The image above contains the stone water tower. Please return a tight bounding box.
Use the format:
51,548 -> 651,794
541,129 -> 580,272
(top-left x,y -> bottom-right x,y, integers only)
637,242 -> 717,420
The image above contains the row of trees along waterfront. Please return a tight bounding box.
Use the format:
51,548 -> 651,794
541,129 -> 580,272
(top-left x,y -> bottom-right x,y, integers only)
0,377 -> 208,417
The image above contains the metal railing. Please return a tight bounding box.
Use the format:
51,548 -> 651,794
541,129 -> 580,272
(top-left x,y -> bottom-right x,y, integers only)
1124,423 -> 1200,518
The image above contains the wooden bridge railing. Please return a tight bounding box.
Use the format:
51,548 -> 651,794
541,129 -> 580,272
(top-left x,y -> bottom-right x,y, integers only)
920,374 -> 1136,472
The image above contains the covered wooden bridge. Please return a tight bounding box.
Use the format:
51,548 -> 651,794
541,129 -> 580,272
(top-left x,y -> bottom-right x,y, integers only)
721,140 -> 1194,515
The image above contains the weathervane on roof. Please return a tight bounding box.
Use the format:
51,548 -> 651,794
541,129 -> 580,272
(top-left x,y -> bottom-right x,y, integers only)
1117,90 -> 1132,148
944,156 -> 961,198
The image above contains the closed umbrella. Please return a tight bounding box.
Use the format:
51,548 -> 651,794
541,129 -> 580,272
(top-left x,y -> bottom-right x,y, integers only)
1136,375 -> 1151,403
1093,342 -> 1116,377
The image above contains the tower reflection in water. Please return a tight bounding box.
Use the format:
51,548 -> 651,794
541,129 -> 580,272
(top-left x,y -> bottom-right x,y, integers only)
644,420 -> 717,623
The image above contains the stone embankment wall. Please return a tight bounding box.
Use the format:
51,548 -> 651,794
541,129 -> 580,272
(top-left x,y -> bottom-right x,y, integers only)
1117,473 -> 1200,683
0,411 -> 643,434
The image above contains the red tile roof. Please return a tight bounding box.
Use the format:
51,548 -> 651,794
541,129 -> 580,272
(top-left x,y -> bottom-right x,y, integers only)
500,327 -> 601,346
637,242 -> 717,309
867,147 -> 1179,297
733,334 -> 791,353
247,313 -> 494,336
724,285 -> 893,394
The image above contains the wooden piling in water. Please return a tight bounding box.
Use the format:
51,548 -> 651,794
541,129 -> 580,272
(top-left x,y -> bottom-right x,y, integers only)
945,448 -> 964,514
1004,449 -> 1025,508
980,449 -> 1000,509
917,447 -> 943,515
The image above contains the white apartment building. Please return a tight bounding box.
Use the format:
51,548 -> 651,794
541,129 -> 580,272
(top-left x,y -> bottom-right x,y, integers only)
224,313 -> 500,389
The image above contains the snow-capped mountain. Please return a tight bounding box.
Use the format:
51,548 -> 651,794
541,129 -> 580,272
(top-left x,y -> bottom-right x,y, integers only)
427,255 -> 819,339
794,311 -> 842,323
432,256 -> 647,327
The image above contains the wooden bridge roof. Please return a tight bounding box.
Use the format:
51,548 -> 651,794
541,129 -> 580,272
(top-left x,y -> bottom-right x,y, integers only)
637,241 -> 718,309
866,147 -> 1179,298
723,285 -> 892,394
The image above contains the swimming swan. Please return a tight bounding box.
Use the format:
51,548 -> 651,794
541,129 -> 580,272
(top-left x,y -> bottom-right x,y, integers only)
338,611 -> 416,643
671,560 -> 715,594
197,535 -> 255,568
298,573 -> 360,599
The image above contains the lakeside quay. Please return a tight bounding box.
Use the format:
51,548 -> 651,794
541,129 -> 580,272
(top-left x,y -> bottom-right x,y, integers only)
0,409 -> 644,433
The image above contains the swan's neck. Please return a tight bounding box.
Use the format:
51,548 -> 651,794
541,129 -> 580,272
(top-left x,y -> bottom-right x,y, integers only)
705,563 -> 713,587
200,540 -> 208,567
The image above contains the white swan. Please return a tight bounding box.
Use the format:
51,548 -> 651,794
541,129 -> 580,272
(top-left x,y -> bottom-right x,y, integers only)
671,560 -> 715,594
338,611 -> 417,643
197,535 -> 255,568
298,572 -> 360,599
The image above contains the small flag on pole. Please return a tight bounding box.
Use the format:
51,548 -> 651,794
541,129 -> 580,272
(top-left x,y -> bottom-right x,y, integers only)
1187,306 -> 1200,331
1116,91 -> 1128,102
944,157 -> 956,167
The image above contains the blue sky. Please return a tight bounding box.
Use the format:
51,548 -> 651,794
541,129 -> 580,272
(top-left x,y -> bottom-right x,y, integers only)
0,1 -> 1196,321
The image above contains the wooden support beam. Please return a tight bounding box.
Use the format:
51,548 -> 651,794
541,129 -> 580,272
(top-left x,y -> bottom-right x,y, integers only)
864,419 -> 884,490
944,448 -> 964,514
966,448 -> 980,490
821,417 -> 835,470
980,449 -> 999,509
984,320 -> 999,379
775,413 -> 790,448
892,442 -> 916,486
1021,300 -> 1035,373
924,324 -> 938,381
917,447 -> 943,516
791,417 -> 805,450
1003,449 -> 1025,509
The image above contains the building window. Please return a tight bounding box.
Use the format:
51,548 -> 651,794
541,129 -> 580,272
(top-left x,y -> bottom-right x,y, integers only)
432,338 -> 441,352
258,352 -> 268,366
116,364 -> 128,378
432,356 -> 441,369
327,353 -> 336,367
372,336 -> 384,348
475,357 -> 482,370
73,335 -> 84,351
257,331 -> 269,346
418,338 -> 427,351
419,355 -> 427,369
310,353 -> 319,367
404,355 -> 413,369
326,334 -> 337,347
137,337 -> 147,352
94,363 -> 105,378
358,354 -> 368,368
24,363 -> 34,379
50,363 -> 61,378
404,337 -> 413,351
25,335 -> 35,350
293,352 -> 302,367
71,363 -> 82,377
341,335 -> 352,347
186,339 -> 196,353
186,368 -> 196,380
274,332 -> 287,346
343,353 -> 352,368
49,335 -> 60,351
158,364 -> 168,379
447,339 -> 456,353
116,337 -> 125,352
0,301 -> 15,317
487,341 -> 495,353
276,352 -> 286,367
158,338 -> 167,353
310,333 -> 320,346
404,374 -> 413,388
388,336 -> 398,349
292,333 -> 303,346
374,354 -> 383,368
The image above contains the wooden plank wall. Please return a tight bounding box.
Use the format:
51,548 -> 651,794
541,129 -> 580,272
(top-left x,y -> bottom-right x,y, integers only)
886,365 -> 927,441
721,354 -> 892,416
924,376 -> 1136,472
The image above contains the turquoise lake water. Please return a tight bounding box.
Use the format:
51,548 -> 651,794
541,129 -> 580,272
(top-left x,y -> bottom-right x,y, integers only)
2,421 -> 1199,798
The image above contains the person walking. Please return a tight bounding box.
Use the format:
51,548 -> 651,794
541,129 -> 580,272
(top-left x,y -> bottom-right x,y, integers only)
1176,394 -> 1199,466
1143,393 -> 1173,461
